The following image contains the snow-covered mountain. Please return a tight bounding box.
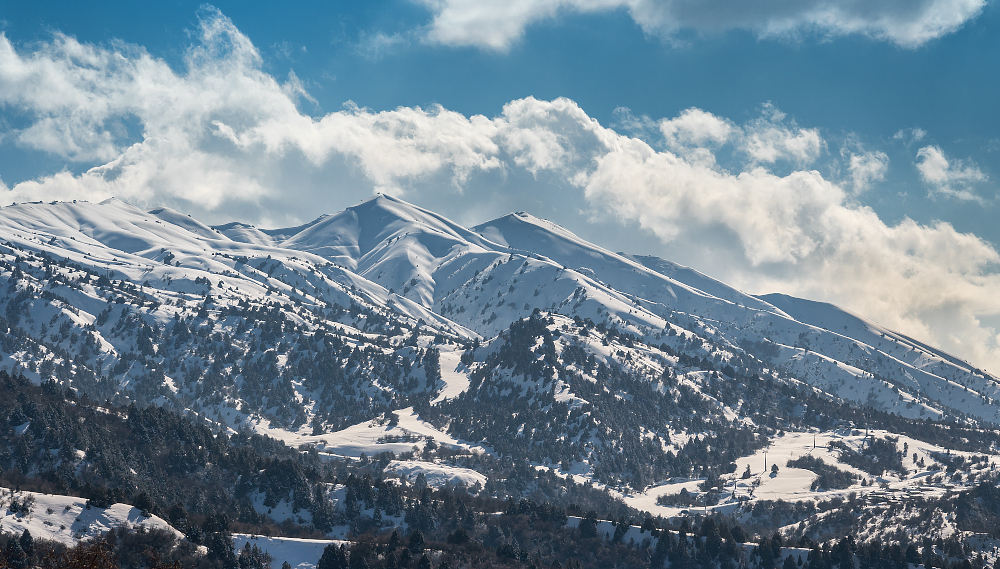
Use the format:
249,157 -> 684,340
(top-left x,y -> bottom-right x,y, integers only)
0,195 -> 998,488
6,194 -> 1000,564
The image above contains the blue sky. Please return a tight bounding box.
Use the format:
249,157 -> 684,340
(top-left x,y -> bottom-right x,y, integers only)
1,0 -> 999,370
2,1 -> 998,237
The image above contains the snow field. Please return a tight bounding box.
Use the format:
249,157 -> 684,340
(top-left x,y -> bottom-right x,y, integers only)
233,534 -> 350,569
0,486 -> 180,547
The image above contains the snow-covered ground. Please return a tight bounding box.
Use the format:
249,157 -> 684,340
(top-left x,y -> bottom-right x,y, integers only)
254,406 -> 492,489
385,460 -> 487,488
2,195 -> 1000,557
2,194 -> 991,427
233,534 -> 349,569
0,485 -> 341,569
255,407 -> 490,459
0,486 -> 180,546
615,428 -> 1000,519
430,347 -> 471,404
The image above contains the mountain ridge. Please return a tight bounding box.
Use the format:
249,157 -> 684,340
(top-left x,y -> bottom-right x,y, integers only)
0,195 -> 995,422
5,195 -> 1000,562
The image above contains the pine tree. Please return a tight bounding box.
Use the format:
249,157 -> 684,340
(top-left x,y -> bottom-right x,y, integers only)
4,538 -> 28,569
18,529 -> 33,558
388,530 -> 401,551
238,543 -> 272,569
578,511 -> 598,539
408,530 -> 425,553
349,549 -> 370,569
317,544 -> 348,569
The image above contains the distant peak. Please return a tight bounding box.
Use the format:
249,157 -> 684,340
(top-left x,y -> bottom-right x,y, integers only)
147,206 -> 190,217
510,210 -> 555,224
479,210 -> 575,238
8,196 -> 143,213
342,194 -> 459,231
213,221 -> 257,230
260,213 -> 330,237
97,197 -> 149,214
351,192 -> 421,212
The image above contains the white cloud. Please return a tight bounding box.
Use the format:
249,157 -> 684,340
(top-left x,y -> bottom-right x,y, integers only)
1,10 -> 999,373
659,108 -> 734,149
845,149 -> 889,193
656,105 -> 824,167
415,0 -> 985,51
893,127 -> 927,144
577,126 -> 1000,371
0,8 -> 504,211
916,145 -> 987,201
742,108 -> 824,166
355,31 -> 413,60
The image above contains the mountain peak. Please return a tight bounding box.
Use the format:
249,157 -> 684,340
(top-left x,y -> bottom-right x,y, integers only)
98,196 -> 149,214
474,210 -> 593,251
275,194 -> 496,272
345,193 -> 461,232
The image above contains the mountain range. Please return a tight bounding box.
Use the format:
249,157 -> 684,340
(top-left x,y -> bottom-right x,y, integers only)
2,195 -> 1000,567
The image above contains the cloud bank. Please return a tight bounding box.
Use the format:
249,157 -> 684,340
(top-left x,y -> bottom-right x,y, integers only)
0,8 -> 998,372
416,0 -> 986,50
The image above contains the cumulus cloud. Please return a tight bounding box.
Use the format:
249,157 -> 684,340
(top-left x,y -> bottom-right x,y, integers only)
1,9 -> 999,372
0,8 -> 505,217
580,130 -> 1000,371
916,145 -> 987,201
654,105 -> 823,168
659,108 -> 734,148
415,0 -> 985,51
741,106 -> 824,166
844,149 -> 889,193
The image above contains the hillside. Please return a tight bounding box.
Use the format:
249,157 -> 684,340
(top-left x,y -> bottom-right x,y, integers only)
1,195 -> 1000,567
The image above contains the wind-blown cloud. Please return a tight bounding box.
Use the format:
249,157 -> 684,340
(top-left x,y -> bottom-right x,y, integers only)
416,0 -> 986,51
916,145 -> 988,201
0,9 -> 999,373
844,149 -> 889,193
893,127 -> 927,144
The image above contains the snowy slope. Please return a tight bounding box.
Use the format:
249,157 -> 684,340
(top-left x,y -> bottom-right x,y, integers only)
0,194 -> 995,426
233,535 -> 349,569
476,212 -> 781,315
0,194 -> 994,426
214,222 -> 278,246
0,195 -> 997,501
0,487 -> 180,547
760,293 -> 985,377
9,195 -> 1000,567
472,212 -> 1000,422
